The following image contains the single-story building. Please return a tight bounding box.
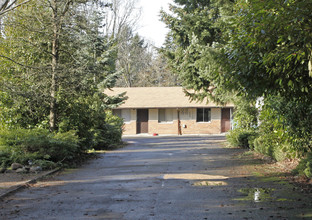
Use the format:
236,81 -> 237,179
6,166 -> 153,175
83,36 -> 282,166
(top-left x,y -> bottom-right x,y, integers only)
105,87 -> 234,135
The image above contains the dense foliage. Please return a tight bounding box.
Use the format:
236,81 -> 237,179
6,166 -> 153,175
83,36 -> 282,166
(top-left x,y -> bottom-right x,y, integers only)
162,0 -> 312,177
226,0 -> 312,98
226,0 -> 312,169
0,0 -> 126,169
0,129 -> 80,169
161,0 -> 234,103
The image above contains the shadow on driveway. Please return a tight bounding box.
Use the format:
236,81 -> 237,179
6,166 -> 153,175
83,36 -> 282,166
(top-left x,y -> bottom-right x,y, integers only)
0,136 -> 311,220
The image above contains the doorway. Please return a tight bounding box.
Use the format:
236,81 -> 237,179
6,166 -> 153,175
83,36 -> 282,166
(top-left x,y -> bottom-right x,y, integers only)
137,109 -> 148,134
221,108 -> 231,133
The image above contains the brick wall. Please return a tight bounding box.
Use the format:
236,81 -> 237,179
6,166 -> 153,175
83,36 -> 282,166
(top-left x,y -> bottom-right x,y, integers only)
122,121 -> 137,135
120,108 -> 223,135
147,108 -> 221,135
122,109 -> 137,135
180,120 -> 221,134
179,108 -> 221,134
149,120 -> 180,135
148,109 -> 178,134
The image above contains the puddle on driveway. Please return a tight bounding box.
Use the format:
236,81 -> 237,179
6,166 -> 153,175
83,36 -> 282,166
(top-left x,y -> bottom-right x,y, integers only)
236,188 -> 275,202
162,173 -> 228,180
192,181 -> 228,186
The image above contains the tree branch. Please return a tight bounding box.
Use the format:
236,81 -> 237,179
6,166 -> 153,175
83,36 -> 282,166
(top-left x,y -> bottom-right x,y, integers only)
0,55 -> 44,69
0,0 -> 32,16
61,0 -> 72,17
0,0 -> 12,11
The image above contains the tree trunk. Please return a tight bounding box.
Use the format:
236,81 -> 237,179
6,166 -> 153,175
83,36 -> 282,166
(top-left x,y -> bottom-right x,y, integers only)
309,50 -> 312,77
49,0 -> 59,132
112,0 -> 117,38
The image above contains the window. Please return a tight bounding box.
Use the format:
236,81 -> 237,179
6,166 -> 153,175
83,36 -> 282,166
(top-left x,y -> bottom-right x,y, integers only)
158,109 -> 173,123
180,108 -> 195,120
196,108 -> 211,122
113,109 -> 131,123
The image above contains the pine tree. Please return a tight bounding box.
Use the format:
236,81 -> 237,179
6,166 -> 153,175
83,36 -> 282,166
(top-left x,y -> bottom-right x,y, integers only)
161,0 -> 234,103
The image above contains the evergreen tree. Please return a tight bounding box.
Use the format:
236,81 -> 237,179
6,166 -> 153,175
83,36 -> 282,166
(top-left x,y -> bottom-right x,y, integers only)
161,0 -> 234,103
0,0 -> 124,148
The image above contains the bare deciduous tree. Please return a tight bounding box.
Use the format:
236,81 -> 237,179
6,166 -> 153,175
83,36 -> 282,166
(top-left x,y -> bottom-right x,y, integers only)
0,0 -> 31,16
104,0 -> 141,39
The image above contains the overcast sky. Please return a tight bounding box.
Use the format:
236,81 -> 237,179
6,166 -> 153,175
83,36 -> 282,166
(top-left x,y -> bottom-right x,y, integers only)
137,0 -> 173,48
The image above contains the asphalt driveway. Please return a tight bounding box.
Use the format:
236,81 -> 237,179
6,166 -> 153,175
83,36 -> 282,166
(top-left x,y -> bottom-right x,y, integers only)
0,135 -> 311,219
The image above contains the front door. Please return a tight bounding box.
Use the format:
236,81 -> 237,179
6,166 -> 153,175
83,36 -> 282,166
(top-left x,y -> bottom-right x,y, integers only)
137,109 -> 148,134
221,108 -> 231,133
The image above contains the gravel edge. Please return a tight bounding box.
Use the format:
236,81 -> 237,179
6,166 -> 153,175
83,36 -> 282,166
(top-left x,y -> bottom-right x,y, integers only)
0,168 -> 61,201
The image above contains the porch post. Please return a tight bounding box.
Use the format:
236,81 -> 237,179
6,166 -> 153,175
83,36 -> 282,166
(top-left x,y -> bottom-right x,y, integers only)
177,108 -> 182,135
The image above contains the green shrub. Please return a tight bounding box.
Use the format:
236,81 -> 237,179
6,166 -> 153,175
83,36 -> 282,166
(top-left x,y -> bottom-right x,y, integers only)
44,131 -> 80,162
293,153 -> 312,178
92,112 -> 123,150
226,129 -> 241,147
226,128 -> 258,149
0,128 -> 80,169
0,149 -> 11,168
304,162 -> 312,179
253,134 -> 274,158
57,96 -> 123,150
272,145 -> 288,162
253,133 -> 294,161
238,131 -> 257,149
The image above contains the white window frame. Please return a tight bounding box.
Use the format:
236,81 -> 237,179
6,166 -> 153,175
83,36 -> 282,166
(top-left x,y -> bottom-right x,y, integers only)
158,109 -> 174,124
114,109 -> 131,124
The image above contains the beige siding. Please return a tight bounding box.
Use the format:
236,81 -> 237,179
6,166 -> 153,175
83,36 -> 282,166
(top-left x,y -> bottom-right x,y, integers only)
122,109 -> 137,135
130,109 -> 137,121
211,108 -> 221,120
149,109 -> 158,121
180,108 -> 195,120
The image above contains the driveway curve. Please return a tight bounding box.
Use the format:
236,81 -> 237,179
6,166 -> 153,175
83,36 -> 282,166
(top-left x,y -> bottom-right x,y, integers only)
0,135 -> 310,219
